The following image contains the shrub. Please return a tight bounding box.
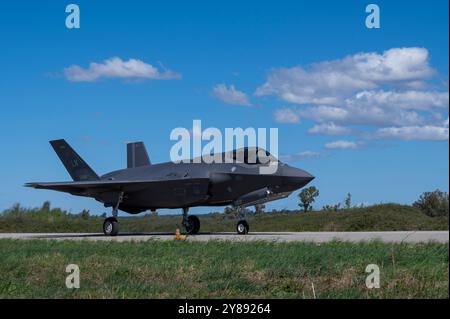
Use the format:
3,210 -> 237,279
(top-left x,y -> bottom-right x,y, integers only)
79,209 -> 90,220
413,190 -> 449,217
323,203 -> 341,212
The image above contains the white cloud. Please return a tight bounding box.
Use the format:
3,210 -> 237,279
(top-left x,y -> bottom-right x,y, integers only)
294,104 -> 423,127
298,106 -> 348,123
308,122 -> 352,135
325,140 -> 360,150
280,150 -> 326,162
346,90 -> 449,111
260,47 -> 449,142
212,84 -> 252,106
273,107 -> 300,123
296,151 -> 324,159
262,48 -> 448,130
256,47 -> 434,105
64,57 -> 181,82
375,126 -> 449,141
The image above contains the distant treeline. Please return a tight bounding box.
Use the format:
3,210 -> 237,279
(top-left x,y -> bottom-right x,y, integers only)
1,201 -> 447,233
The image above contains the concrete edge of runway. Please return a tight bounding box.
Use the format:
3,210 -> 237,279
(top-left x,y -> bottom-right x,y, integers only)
0,231 -> 448,243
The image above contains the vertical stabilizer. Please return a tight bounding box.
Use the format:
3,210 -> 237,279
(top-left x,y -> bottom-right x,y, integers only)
49,139 -> 99,181
127,142 -> 151,168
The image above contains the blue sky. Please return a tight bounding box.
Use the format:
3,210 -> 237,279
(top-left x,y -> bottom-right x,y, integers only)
0,1 -> 448,215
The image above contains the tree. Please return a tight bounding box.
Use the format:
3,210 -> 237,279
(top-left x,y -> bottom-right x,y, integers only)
413,189 -> 449,217
322,203 -> 341,212
79,209 -> 90,220
298,186 -> 319,212
344,193 -> 352,209
41,201 -> 51,212
254,204 -> 265,217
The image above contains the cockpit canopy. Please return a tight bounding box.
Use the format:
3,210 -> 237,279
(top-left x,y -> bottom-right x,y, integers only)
196,147 -> 278,165
227,147 -> 278,165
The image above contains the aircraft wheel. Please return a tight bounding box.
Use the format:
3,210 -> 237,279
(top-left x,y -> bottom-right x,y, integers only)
103,217 -> 119,236
236,220 -> 249,235
185,215 -> 200,234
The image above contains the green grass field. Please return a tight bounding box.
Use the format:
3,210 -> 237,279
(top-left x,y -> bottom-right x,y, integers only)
0,239 -> 447,298
1,203 -> 448,233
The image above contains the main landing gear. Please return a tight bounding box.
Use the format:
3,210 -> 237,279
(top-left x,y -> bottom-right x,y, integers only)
236,220 -> 249,235
236,206 -> 249,235
182,207 -> 200,234
103,217 -> 119,236
103,191 -> 123,236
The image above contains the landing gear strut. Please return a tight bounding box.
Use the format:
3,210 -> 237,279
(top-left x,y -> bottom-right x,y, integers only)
182,207 -> 200,234
103,191 -> 123,236
236,207 -> 249,235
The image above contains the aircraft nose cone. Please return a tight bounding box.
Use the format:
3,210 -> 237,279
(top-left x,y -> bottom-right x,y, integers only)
282,165 -> 315,186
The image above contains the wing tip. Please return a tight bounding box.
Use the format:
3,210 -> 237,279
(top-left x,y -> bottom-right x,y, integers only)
24,182 -> 39,188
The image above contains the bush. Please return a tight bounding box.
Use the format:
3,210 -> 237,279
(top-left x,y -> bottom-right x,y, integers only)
323,203 -> 341,212
78,209 -> 90,220
254,204 -> 265,217
413,190 -> 449,217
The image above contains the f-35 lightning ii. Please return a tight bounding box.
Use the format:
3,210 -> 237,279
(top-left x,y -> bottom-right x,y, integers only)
26,140 -> 314,236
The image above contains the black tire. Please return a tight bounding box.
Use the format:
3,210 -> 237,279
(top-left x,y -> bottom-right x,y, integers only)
103,217 -> 119,236
185,215 -> 200,234
236,220 -> 249,235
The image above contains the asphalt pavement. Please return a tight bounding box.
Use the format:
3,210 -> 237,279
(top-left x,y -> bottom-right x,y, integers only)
0,231 -> 448,243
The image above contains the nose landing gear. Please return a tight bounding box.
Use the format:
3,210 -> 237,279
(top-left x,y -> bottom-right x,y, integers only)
236,206 -> 249,235
182,207 -> 200,234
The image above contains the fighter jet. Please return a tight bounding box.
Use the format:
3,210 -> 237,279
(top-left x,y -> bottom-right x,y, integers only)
26,140 -> 314,236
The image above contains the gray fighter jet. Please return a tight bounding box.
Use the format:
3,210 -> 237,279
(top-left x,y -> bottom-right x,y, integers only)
26,140 -> 314,236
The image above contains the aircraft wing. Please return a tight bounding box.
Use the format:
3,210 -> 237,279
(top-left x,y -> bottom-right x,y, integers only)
25,178 -> 210,196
